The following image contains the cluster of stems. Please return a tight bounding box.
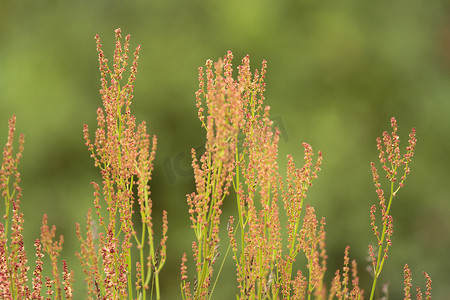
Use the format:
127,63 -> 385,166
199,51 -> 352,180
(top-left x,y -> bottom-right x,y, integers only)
403,264 -> 432,300
1,116 -> 73,299
181,52 -> 356,300
181,52 -> 243,299
79,29 -> 167,300
181,52 -> 427,300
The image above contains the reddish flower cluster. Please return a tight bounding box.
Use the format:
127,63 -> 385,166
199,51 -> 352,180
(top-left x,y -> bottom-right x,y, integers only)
183,52 -> 330,299
79,28 -> 167,300
183,51 -> 245,299
181,53 -> 429,300
368,118 -> 418,300
1,116 -> 72,299
229,61 -> 285,298
40,214 -> 71,299
329,246 -> 363,299
0,116 -> 28,298
222,53 -> 326,299
279,144 -> 324,298
403,264 -> 432,300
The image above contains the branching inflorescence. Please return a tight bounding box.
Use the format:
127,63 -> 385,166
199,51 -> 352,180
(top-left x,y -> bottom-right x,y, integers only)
181,52 -> 334,300
0,116 -> 27,299
368,117 -> 418,300
182,52 -> 244,300
79,29 -> 167,300
181,51 -> 427,300
1,117 -> 73,299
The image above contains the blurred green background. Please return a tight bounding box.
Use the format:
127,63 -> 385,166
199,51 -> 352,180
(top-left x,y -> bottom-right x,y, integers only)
1,0 -> 449,299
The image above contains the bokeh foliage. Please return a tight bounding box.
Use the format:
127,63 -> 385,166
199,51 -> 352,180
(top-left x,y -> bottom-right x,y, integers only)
1,0 -> 449,298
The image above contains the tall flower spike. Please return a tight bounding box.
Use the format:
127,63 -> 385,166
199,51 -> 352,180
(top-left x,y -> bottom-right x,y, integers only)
424,272 -> 432,300
403,264 -> 412,300
80,28 -> 165,300
184,51 -> 246,299
0,116 -> 29,299
368,118 -> 418,300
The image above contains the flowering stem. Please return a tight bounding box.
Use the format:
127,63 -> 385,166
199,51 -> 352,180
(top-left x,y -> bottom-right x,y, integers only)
368,119 -> 417,300
369,182 -> 393,300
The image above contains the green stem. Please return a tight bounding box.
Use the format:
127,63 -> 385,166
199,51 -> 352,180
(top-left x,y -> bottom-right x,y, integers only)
369,178 -> 396,300
139,226 -> 147,300
154,271 -> 161,300
233,145 -> 246,273
369,276 -> 378,300
127,248 -> 133,300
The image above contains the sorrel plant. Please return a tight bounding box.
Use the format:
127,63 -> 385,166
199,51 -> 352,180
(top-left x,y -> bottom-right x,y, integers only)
78,28 -> 167,300
1,116 -> 73,299
0,28 -> 433,299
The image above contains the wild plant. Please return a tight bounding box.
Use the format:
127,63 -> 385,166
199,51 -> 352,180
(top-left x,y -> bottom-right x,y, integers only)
367,117 -> 417,300
1,116 -> 73,299
78,28 -> 167,300
0,29 -> 433,300
180,51 -> 430,300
